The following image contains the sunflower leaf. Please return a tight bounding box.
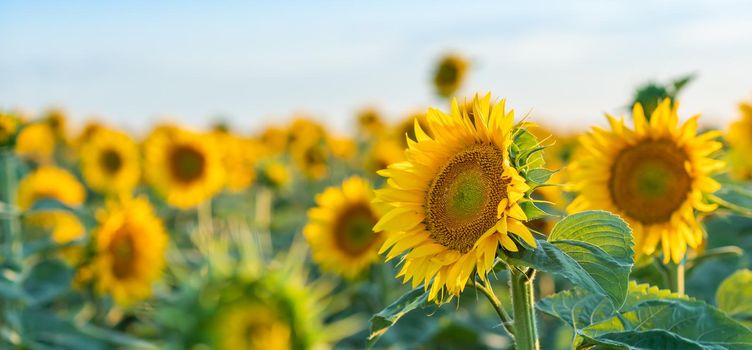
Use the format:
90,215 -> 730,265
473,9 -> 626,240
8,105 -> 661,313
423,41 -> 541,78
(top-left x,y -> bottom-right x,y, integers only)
716,269 -> 752,327
539,282 -> 752,350
525,168 -> 558,185
506,210 -> 634,308
367,287 -> 429,349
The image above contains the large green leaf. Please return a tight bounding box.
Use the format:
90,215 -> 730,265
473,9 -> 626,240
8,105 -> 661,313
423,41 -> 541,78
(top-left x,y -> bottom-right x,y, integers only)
539,283 -> 752,350
506,210 -> 634,307
367,287 -> 429,348
582,298 -> 752,349
716,269 -> 752,327
538,283 -> 686,331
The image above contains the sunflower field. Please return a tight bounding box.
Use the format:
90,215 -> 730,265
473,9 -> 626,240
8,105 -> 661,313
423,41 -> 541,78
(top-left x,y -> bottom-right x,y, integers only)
1,53 -> 752,350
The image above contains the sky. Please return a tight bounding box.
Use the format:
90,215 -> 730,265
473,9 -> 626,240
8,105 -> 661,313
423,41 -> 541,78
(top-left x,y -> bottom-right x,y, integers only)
2,1 -> 752,135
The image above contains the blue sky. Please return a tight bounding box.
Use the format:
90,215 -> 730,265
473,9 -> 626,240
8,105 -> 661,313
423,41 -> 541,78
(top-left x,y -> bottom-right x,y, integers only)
2,1 -> 752,135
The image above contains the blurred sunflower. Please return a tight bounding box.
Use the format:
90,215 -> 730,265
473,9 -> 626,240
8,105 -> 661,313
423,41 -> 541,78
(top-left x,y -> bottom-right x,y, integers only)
375,94 -> 535,301
144,127 -> 225,209
26,211 -> 85,263
15,123 -> 56,164
80,127 -> 141,195
0,112 -> 20,147
216,132 -> 265,192
727,102 -> 752,180
17,166 -> 86,210
327,135 -> 356,161
393,111 -> 432,148
433,54 -> 469,98
356,107 -> 386,137
304,176 -> 384,279
568,99 -> 724,263
73,120 -> 105,148
43,108 -> 68,140
364,136 -> 405,174
258,160 -> 291,189
89,196 -> 168,305
259,125 -> 289,155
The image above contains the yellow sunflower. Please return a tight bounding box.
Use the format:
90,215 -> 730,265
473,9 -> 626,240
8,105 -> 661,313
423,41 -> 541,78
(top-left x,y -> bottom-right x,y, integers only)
0,112 -> 20,147
433,54 -> 469,98
374,94 -> 536,302
80,127 -> 141,195
259,126 -> 289,155
356,107 -> 386,137
25,211 -> 85,264
215,132 -> 265,192
15,123 -> 56,164
393,111 -> 432,148
213,302 -> 292,350
727,102 -> 752,180
304,176 -> 385,279
568,99 -> 724,264
327,135 -> 356,161
90,196 -> 168,305
17,166 -> 86,211
258,160 -> 291,189
144,127 -> 225,209
364,136 -> 405,174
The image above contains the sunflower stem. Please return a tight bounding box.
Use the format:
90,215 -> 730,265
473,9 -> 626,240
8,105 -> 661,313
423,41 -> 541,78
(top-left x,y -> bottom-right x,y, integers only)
510,267 -> 539,350
666,261 -> 685,295
471,279 -> 515,339
254,186 -> 273,234
0,150 -> 21,264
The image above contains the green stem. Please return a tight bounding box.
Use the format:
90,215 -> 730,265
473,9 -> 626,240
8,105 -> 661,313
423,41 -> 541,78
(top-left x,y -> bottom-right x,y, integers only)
471,279 -> 515,339
510,267 -> 539,350
666,261 -> 685,295
0,151 -> 21,264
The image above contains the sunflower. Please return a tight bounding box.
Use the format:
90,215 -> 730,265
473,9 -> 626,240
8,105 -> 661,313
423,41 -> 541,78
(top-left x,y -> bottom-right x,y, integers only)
80,127 -> 141,195
89,196 -> 168,305
374,94 -> 537,302
356,107 -> 386,137
393,111 -> 432,148
259,126 -> 289,155
290,136 -> 330,181
568,99 -> 724,264
433,54 -> 469,98
25,211 -> 85,264
0,112 -> 20,147
144,127 -> 224,209
727,102 -> 752,180
15,123 -> 56,164
327,135 -> 356,161
304,176 -> 385,279
216,132 -> 265,192
17,166 -> 86,211
43,108 -> 68,139
213,301 -> 292,350
258,160 -> 291,189
364,136 -> 405,174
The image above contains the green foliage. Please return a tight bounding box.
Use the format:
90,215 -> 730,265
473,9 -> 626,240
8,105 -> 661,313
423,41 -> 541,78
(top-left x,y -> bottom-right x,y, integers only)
367,287 -> 430,348
631,74 -> 694,117
506,210 -> 634,307
710,176 -> 752,217
716,269 -> 752,327
539,283 -> 752,350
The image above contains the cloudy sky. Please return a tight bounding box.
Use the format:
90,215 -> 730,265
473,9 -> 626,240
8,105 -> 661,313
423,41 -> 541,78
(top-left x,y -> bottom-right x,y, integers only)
2,1 -> 751,135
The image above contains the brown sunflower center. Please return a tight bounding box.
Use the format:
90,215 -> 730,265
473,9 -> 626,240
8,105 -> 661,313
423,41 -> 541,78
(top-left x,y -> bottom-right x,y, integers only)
99,149 -> 123,174
169,145 -> 206,183
333,203 -> 379,256
436,61 -> 459,86
609,139 -> 692,224
425,144 -> 508,253
109,228 -> 136,279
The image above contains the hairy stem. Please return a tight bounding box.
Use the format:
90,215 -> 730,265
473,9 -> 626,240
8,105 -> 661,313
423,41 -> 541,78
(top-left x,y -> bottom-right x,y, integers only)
510,267 -> 539,350
666,261 -> 685,295
471,279 -> 515,339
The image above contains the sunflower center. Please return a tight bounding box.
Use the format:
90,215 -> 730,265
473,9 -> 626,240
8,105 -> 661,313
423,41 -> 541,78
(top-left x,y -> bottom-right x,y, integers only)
437,62 -> 459,85
426,144 -> 508,253
99,149 -> 123,174
169,145 -> 206,183
609,139 -> 692,224
109,228 -> 136,279
333,203 -> 379,256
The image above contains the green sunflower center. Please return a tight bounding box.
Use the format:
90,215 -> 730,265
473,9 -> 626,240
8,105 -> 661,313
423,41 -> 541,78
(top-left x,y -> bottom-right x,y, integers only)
426,144 -> 508,253
169,145 -> 206,183
334,203 -> 379,256
109,228 -> 136,279
609,139 -> 692,224
99,148 -> 123,174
